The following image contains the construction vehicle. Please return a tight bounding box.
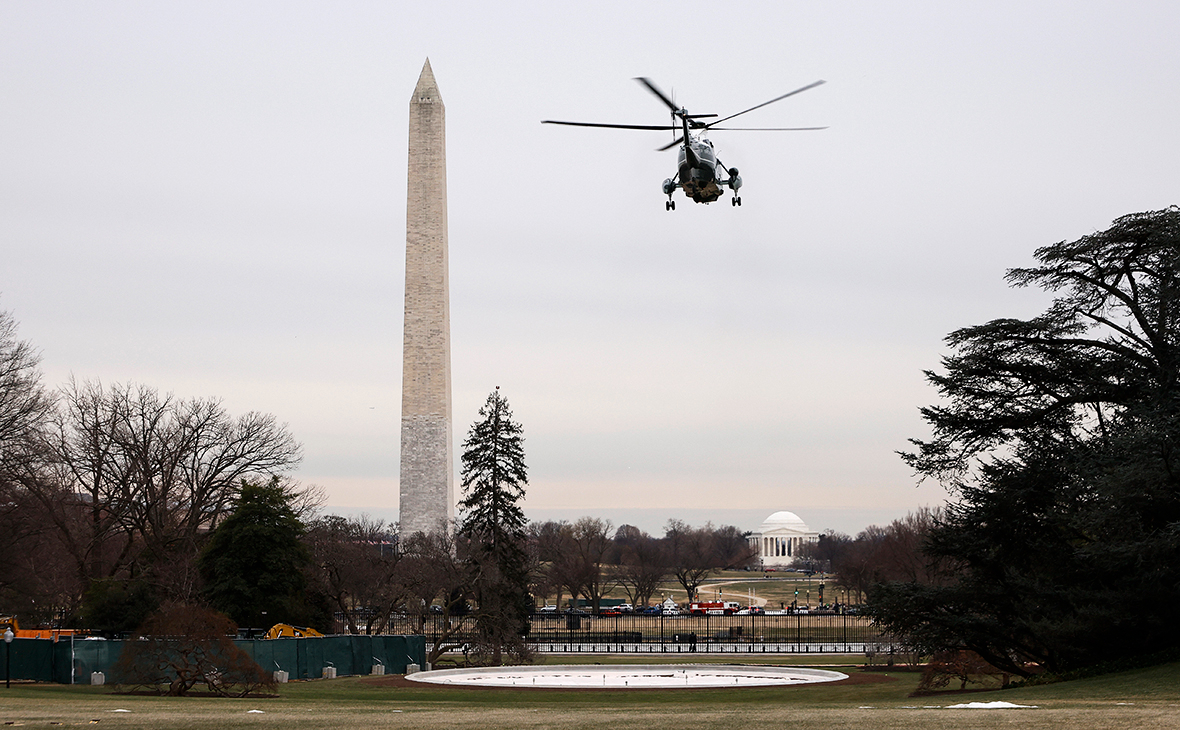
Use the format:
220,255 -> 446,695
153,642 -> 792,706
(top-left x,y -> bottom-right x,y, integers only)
263,623 -> 325,640
0,616 -> 77,640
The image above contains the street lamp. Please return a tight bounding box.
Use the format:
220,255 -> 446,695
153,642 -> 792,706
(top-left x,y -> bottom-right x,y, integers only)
4,627 -> 14,689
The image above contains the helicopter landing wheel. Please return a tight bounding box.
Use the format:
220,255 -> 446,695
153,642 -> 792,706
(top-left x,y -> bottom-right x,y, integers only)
666,200 -> 675,211
731,196 -> 742,207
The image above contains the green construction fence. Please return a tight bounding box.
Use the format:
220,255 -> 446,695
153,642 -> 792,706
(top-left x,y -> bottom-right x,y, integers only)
0,634 -> 425,685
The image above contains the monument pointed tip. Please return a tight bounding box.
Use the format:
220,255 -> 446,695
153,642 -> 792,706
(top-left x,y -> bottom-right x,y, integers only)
412,58 -> 442,104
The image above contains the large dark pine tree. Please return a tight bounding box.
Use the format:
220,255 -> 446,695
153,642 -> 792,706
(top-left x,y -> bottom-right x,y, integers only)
198,478 -> 313,629
458,388 -> 531,665
874,208 -> 1180,675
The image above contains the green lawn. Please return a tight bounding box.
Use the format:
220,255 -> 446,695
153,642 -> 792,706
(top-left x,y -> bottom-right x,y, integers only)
0,658 -> 1176,729
549,570 -> 854,610
538,570 -> 845,610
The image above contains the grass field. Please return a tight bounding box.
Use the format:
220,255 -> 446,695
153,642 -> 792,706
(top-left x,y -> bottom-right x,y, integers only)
538,570 -> 850,610
0,657 -> 1177,729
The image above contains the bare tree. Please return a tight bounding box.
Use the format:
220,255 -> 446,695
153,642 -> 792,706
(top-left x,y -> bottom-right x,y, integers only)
112,602 -> 274,697
567,517 -> 615,613
0,307 -> 51,458
0,486 -> 80,623
0,308 -> 75,620
400,530 -> 469,665
36,379 -> 302,589
533,520 -> 585,608
613,526 -> 668,607
711,524 -> 758,570
832,525 -> 886,604
663,519 -> 717,602
799,531 -> 853,574
828,510 -> 946,603
871,508 -> 946,584
525,521 -> 559,607
304,514 -> 404,634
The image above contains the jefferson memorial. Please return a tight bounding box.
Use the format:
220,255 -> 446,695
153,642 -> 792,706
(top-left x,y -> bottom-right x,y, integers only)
747,511 -> 819,568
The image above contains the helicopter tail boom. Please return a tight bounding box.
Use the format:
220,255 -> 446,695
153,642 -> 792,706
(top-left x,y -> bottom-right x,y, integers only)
679,112 -> 699,168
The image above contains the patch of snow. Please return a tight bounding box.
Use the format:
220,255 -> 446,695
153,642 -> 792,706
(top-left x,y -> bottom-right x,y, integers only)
246,709 -> 265,713
108,709 -> 131,713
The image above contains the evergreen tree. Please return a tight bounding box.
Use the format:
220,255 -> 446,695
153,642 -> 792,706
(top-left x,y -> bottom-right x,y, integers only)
458,388 -> 531,665
198,477 -> 312,629
876,208 -> 1180,675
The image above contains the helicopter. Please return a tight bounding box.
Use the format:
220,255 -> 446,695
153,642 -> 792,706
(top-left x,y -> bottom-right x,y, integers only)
543,77 -> 826,210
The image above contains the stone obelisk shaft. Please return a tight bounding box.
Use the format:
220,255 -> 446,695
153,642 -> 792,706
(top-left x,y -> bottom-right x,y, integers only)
400,59 -> 454,535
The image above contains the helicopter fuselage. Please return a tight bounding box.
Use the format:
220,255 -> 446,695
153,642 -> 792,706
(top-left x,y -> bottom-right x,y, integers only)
677,138 -> 723,203
542,75 -> 822,210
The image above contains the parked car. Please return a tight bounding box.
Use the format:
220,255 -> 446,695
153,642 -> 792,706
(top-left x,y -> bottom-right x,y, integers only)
599,607 -> 623,616
617,603 -> 634,613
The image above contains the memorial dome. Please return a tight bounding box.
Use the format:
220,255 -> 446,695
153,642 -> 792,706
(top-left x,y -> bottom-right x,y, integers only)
748,510 -> 819,566
759,511 -> 808,532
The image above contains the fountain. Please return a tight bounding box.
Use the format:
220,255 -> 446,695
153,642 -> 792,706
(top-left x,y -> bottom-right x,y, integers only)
406,664 -> 846,688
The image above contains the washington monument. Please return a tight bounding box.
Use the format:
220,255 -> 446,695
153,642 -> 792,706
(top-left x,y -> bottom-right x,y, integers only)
399,58 -> 454,535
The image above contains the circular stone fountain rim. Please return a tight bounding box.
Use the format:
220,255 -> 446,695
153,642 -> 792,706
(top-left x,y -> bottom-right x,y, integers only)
405,663 -> 848,689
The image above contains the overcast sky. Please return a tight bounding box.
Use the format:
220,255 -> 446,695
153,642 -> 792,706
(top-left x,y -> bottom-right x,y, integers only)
4,2 -> 1179,537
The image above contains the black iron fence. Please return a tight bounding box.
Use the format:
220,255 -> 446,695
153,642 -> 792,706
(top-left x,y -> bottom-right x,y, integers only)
385,612 -> 894,654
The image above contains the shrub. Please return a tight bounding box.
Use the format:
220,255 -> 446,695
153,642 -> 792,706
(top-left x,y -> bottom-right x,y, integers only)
916,650 -> 1008,693
112,602 -> 274,697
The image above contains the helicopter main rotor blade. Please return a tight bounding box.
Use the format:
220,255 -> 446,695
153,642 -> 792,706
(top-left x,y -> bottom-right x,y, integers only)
706,80 -> 826,128
706,126 -> 829,131
634,77 -> 680,114
542,120 -> 678,131
656,136 -> 684,152
653,126 -> 825,151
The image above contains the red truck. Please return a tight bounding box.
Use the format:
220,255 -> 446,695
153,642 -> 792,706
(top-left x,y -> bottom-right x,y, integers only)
688,601 -> 741,616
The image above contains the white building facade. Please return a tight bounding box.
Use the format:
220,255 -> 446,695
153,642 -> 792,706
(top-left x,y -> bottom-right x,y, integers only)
747,511 -> 819,568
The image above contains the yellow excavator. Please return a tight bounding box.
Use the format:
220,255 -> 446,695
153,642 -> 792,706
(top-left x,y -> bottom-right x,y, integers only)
263,623 -> 325,639
0,616 -> 77,640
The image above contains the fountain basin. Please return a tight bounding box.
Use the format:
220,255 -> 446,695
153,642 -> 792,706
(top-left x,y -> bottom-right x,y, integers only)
405,664 -> 847,688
